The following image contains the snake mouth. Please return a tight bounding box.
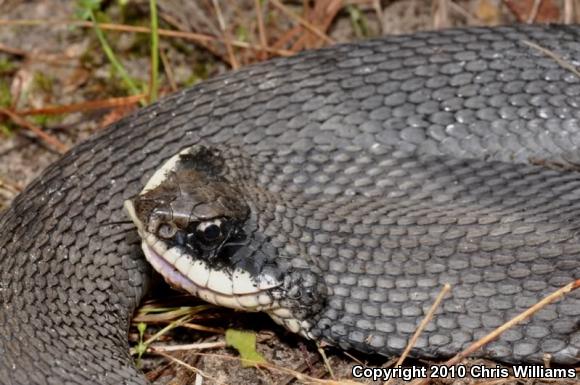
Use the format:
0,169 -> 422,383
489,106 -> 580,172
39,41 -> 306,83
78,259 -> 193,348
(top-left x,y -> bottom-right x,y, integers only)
124,199 -> 284,311
122,145 -> 316,335
142,234 -> 282,310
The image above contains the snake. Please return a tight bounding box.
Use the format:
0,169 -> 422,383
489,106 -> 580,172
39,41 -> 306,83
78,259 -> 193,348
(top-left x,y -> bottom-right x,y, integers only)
1,24 -> 580,385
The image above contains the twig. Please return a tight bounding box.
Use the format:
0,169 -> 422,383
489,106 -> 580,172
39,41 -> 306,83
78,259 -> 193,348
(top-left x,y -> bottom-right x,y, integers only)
372,0 -> 384,34
316,343 -> 335,379
157,10 -> 233,63
0,19 -> 295,57
254,0 -> 268,60
154,351 -> 225,384
139,314 -> 194,352
272,26 -> 302,50
149,341 -> 226,352
270,0 -> 335,45
10,72 -> 23,109
527,0 -> 543,23
211,0 -> 239,69
448,280 -> 580,365
0,43 -> 73,65
164,350 -> 363,385
523,40 -> 580,78
448,1 -> 483,24
410,279 -> 580,385
0,107 -> 68,153
159,49 -> 177,92
563,0 -> 574,23
17,94 -> 145,116
181,322 -> 224,334
432,0 -> 450,29
383,284 -> 451,385
294,0 -> 342,50
0,177 -> 23,194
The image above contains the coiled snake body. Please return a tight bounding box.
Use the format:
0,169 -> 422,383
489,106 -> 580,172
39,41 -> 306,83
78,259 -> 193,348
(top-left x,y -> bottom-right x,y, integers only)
1,25 -> 580,385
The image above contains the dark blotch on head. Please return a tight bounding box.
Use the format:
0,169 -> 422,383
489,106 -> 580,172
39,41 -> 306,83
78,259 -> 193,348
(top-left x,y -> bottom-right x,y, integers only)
177,146 -> 225,180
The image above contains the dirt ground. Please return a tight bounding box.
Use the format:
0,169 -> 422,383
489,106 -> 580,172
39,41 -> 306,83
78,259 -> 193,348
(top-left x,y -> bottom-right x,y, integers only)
0,1 -> 579,384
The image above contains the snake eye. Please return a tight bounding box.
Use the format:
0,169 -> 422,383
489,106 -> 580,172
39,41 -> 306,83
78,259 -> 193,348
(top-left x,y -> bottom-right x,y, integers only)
196,219 -> 225,244
157,223 -> 177,239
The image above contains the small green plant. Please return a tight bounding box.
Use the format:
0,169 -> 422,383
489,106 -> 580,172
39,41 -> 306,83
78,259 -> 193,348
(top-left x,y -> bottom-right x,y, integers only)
0,58 -> 15,75
134,322 -> 148,366
149,0 -> 159,102
75,0 -> 103,21
225,329 -> 266,367
33,71 -> 54,94
31,114 -> 59,127
75,0 -> 161,105
0,80 -> 14,135
347,5 -> 370,38
130,304 -> 213,363
0,122 -> 12,137
0,80 -> 11,107
235,25 -> 250,42
184,61 -> 212,87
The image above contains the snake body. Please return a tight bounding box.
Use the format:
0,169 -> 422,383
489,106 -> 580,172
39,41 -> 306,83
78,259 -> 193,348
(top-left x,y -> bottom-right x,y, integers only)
2,24 -> 580,384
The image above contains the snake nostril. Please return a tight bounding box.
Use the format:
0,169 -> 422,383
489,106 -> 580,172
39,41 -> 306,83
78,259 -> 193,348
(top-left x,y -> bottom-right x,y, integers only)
287,288 -> 302,300
157,223 -> 177,239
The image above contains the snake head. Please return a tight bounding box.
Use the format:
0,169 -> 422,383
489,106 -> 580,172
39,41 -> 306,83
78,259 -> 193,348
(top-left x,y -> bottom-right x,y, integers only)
129,147 -> 249,263
123,145 -> 288,314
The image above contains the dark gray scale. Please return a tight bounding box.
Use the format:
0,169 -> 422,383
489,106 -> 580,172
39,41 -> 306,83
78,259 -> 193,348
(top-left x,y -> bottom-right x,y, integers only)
1,24 -> 580,385
235,144 -> 580,363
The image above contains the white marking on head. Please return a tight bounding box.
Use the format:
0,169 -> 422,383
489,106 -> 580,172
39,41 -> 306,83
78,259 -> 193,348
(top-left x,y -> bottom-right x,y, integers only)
188,260 -> 211,288
232,269 -> 260,294
258,293 -> 272,306
213,293 -> 244,308
270,307 -> 293,318
141,147 -> 194,194
197,290 -> 216,304
124,200 -> 143,231
284,319 -> 301,333
236,294 -> 261,308
207,269 -> 234,295
258,273 -> 280,291
163,247 -> 182,265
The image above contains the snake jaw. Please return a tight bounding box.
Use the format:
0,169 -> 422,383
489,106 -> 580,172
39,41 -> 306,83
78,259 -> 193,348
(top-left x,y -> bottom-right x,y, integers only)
132,216 -> 318,337
125,198 -> 283,309
141,239 -> 280,310
145,235 -> 283,311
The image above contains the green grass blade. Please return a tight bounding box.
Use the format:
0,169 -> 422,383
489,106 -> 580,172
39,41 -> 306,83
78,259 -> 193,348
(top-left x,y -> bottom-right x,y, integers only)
88,10 -> 143,104
149,0 -> 159,103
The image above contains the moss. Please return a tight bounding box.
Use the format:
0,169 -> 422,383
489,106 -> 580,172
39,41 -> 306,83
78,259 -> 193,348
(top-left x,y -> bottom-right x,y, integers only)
347,5 -> 370,38
0,79 -> 11,108
31,114 -> 61,127
0,79 -> 14,135
236,25 -> 250,42
183,61 -> 212,87
32,71 -> 54,95
0,58 -> 16,75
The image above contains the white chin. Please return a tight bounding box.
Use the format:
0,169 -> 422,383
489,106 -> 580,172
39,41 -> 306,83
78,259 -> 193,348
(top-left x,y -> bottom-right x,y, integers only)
141,239 -> 282,311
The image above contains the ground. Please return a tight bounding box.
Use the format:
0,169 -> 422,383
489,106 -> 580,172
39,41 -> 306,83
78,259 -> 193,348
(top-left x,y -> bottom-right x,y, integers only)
0,1 -> 578,384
